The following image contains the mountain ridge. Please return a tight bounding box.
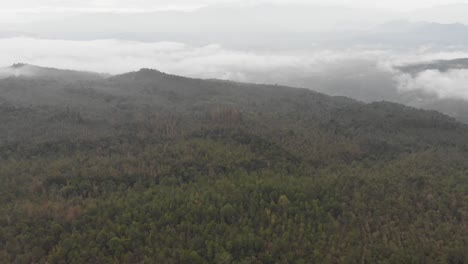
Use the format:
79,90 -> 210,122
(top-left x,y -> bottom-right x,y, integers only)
0,63 -> 110,82
1,63 -> 467,263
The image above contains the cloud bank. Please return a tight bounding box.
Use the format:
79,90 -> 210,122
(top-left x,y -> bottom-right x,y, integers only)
0,37 -> 388,77
2,37 -> 468,101
397,70 -> 468,100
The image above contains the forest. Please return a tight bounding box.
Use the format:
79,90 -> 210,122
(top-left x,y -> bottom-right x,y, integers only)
0,65 -> 467,263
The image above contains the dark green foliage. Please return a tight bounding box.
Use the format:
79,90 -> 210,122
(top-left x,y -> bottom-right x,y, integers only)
0,69 -> 467,263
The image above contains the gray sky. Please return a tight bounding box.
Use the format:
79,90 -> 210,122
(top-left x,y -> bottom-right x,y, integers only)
2,0 -> 468,12
2,0 -> 468,26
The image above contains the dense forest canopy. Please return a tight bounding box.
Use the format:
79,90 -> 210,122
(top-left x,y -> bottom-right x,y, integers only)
0,65 -> 467,263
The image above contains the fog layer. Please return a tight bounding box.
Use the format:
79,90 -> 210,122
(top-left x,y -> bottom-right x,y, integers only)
3,37 -> 468,102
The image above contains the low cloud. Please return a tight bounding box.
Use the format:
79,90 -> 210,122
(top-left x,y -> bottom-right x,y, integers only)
0,64 -> 38,78
0,37 -> 388,78
397,69 -> 468,100
2,37 -> 468,101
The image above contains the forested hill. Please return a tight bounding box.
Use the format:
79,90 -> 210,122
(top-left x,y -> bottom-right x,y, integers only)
1,66 -> 467,263
0,63 -> 109,82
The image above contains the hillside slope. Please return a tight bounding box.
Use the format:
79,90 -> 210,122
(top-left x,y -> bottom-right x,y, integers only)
0,67 -> 467,263
0,63 -> 109,82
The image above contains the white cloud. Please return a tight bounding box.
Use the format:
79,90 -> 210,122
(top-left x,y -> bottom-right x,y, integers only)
0,37 -> 385,77
397,70 -> 468,100
2,37 -> 468,101
384,48 -> 468,101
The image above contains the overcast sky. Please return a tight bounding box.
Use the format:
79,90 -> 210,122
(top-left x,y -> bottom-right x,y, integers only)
2,0 -> 468,12
1,0 -> 468,27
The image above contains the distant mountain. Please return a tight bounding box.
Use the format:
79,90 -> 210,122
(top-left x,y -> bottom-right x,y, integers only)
277,58 -> 468,123
0,4 -> 394,49
398,58 -> 468,75
409,4 -> 468,24
0,31 -> 27,38
343,20 -> 468,47
3,7 -> 468,48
